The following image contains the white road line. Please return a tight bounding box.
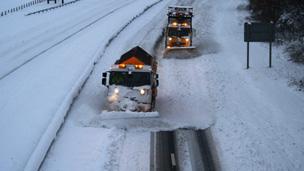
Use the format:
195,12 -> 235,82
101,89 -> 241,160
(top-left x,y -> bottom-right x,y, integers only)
171,153 -> 176,166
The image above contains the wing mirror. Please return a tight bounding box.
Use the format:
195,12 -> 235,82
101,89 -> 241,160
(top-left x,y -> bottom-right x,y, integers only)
163,28 -> 167,35
102,72 -> 107,78
102,72 -> 108,86
102,78 -> 107,86
192,29 -> 197,37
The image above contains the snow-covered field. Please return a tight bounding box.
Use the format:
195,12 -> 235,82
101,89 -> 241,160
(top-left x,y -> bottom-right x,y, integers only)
0,0 -> 303,170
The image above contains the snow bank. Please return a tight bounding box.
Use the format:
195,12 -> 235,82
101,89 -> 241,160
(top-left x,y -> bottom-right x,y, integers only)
23,48 -> 99,171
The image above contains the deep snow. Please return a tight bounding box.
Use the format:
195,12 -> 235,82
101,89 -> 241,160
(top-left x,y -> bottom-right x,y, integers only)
1,0 -> 304,170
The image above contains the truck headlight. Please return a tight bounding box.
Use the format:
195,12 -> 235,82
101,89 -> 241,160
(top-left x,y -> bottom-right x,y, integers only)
140,89 -> 145,95
114,88 -> 119,94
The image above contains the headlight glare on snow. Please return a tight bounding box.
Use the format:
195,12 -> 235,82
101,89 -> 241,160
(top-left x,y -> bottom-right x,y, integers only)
114,88 -> 119,94
140,89 -> 145,95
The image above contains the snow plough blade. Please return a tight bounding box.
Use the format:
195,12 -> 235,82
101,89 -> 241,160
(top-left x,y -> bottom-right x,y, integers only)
99,110 -> 159,120
164,46 -> 197,58
166,46 -> 196,50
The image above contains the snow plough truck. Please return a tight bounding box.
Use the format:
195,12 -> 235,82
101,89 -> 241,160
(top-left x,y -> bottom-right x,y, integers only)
101,46 -> 159,119
165,6 -> 195,50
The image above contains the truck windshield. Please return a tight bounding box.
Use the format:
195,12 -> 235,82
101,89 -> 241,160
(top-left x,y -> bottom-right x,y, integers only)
169,18 -> 191,24
168,28 -> 191,37
110,71 -> 151,87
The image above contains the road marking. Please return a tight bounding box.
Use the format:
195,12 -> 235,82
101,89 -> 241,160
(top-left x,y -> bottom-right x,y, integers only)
171,153 -> 176,166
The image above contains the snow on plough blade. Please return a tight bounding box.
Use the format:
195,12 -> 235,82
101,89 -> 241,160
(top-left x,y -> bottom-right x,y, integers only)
99,110 -> 159,120
101,46 -> 159,119
166,46 -> 196,50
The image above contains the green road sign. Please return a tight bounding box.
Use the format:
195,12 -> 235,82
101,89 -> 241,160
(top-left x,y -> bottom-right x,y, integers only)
244,22 -> 275,42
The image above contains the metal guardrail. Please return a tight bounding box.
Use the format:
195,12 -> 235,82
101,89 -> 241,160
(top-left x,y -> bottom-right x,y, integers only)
0,0 -> 46,17
26,0 -> 81,16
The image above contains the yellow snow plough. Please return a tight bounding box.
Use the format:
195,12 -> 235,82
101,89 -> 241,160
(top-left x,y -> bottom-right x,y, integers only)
101,46 -> 159,119
165,6 -> 195,50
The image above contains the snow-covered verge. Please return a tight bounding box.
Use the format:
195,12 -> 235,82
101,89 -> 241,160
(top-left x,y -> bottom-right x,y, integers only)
205,0 -> 304,170
0,0 -> 168,170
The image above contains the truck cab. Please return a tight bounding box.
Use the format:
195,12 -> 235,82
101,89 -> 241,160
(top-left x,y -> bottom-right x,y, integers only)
102,47 -> 158,112
165,6 -> 194,49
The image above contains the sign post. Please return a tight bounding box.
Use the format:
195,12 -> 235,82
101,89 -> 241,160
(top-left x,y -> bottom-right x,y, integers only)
247,41 -> 249,69
244,22 -> 275,69
269,42 -> 272,67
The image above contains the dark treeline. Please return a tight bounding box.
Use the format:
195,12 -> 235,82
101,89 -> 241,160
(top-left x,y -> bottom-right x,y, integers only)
249,0 -> 304,63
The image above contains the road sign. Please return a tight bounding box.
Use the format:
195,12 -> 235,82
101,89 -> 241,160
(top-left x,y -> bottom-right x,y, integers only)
244,23 -> 275,42
244,22 -> 275,69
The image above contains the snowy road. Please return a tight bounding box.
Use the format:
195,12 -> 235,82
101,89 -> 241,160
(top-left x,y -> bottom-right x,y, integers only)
40,0 -> 174,170
40,0 -> 218,170
0,0 -> 136,80
1,0 -> 304,170
0,0 -> 165,170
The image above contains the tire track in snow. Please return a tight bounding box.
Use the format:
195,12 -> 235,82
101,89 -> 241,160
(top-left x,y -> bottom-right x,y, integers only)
103,131 -> 126,171
0,0 -> 136,81
30,1 -> 165,170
